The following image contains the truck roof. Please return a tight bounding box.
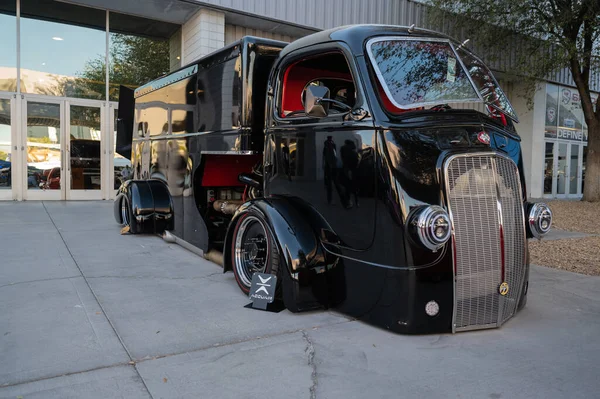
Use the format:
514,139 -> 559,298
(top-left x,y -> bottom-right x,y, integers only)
279,24 -> 455,59
134,25 -> 454,98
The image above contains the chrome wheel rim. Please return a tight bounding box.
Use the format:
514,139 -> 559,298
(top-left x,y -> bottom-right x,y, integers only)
234,216 -> 269,288
121,199 -> 129,226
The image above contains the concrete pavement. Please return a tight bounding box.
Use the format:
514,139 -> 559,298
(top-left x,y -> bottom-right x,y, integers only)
1,201 -> 599,398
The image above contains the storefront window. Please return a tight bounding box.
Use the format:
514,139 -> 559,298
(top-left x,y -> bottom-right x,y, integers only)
108,13 -> 177,101
545,84 -> 558,139
0,1 -> 17,93
0,99 -> 11,190
557,86 -> 584,141
20,0 -> 106,99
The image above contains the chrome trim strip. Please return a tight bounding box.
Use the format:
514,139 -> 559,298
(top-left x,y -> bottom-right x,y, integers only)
449,205 -> 458,334
456,323 -> 497,332
134,65 -> 198,98
201,151 -> 256,155
491,157 -> 506,325
132,129 -> 244,141
512,157 -> 529,320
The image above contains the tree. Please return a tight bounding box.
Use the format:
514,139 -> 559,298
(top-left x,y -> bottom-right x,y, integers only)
78,34 -> 170,101
429,0 -> 600,201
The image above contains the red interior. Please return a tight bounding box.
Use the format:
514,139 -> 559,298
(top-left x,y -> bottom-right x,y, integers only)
201,154 -> 262,187
281,65 -> 352,116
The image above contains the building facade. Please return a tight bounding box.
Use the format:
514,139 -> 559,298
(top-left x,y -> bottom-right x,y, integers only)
0,0 -> 596,201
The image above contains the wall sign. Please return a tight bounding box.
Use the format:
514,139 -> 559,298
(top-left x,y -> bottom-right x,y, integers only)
545,83 -> 593,142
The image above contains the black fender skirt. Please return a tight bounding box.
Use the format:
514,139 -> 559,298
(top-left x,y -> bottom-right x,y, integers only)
114,180 -> 174,234
223,196 -> 346,312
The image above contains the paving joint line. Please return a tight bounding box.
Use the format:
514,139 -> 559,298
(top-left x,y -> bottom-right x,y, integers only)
0,362 -> 131,389
85,272 -> 223,281
0,275 -> 81,290
41,201 -> 156,399
132,318 -> 355,364
2,319 -> 354,389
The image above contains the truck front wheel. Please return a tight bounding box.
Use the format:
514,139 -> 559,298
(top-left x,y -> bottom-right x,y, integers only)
231,211 -> 280,295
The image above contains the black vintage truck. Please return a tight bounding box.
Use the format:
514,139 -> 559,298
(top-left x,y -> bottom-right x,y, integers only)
114,24 -> 552,334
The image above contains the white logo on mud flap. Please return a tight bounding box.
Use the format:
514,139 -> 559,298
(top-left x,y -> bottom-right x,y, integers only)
254,275 -> 272,295
249,273 -> 277,308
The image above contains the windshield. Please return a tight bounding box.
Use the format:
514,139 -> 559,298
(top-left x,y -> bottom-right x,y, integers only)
367,37 -> 518,121
456,47 -> 518,121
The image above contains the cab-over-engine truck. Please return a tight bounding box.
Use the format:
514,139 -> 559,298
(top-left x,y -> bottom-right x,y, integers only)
114,25 -> 553,334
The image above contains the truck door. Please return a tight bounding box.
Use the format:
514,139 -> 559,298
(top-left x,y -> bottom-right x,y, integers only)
265,47 -> 377,250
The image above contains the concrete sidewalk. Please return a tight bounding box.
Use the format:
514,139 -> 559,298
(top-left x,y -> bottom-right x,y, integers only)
1,201 -> 599,398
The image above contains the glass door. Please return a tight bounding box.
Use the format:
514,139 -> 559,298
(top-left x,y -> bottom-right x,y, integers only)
568,143 -> 582,197
555,142 -> 568,198
22,99 -> 64,200
582,145 -> 588,194
0,95 -> 14,200
66,101 -> 104,200
543,142 -> 555,197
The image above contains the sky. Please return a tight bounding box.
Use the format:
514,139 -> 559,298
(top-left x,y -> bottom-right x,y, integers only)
0,14 -> 105,78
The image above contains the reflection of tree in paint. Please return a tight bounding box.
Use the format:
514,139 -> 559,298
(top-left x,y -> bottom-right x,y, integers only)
371,40 -> 478,106
77,34 -> 170,101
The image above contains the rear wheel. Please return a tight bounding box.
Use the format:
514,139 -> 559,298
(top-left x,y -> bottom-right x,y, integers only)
231,211 -> 280,295
120,197 -> 133,231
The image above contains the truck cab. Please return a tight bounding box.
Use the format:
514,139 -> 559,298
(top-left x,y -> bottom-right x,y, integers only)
115,25 -> 552,334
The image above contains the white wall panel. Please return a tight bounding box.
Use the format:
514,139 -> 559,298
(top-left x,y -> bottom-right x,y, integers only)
182,9 -> 225,64
225,24 -> 296,45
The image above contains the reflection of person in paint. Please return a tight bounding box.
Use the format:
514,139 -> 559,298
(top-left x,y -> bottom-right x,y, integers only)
282,144 -> 291,181
341,139 -> 360,208
322,136 -> 349,207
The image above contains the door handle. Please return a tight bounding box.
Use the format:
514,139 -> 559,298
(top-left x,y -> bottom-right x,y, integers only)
264,162 -> 273,173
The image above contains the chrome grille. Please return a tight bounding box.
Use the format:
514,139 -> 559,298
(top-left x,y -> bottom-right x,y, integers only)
445,153 -> 526,332
496,157 -> 527,323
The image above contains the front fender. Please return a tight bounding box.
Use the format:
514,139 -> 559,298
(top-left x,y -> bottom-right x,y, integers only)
224,196 -> 346,312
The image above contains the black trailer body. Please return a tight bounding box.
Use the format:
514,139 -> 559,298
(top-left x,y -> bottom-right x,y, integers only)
116,36 -> 286,250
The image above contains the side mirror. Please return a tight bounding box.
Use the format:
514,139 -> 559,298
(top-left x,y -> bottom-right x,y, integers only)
304,85 -> 330,118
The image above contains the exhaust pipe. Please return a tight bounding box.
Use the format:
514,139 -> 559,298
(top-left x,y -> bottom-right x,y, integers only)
162,231 -> 205,257
163,231 -> 224,268
213,200 -> 243,215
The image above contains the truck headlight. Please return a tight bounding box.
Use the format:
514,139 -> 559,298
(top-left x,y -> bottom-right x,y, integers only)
413,205 -> 451,251
528,203 -> 552,239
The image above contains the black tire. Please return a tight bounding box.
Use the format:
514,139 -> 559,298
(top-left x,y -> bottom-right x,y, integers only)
230,211 -> 281,295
